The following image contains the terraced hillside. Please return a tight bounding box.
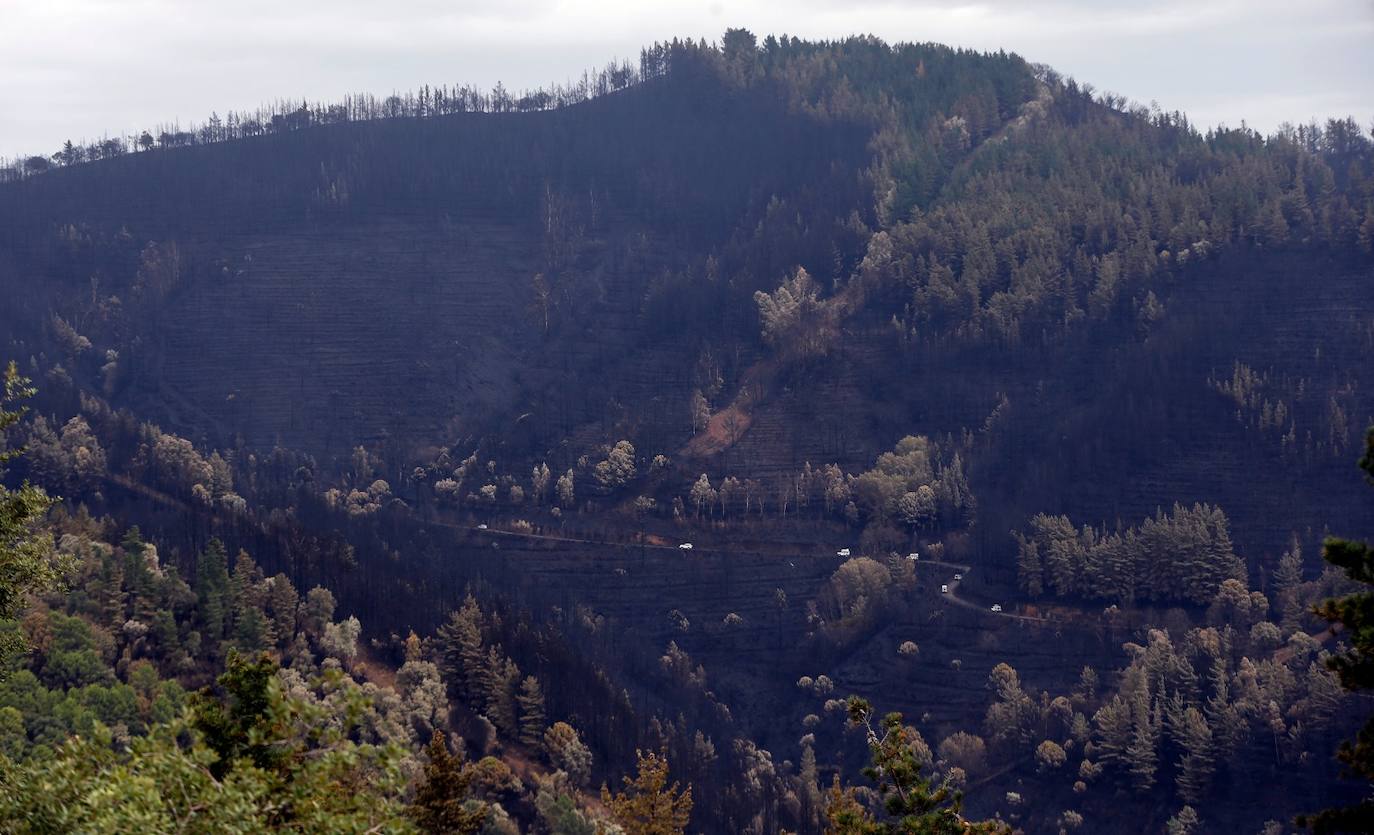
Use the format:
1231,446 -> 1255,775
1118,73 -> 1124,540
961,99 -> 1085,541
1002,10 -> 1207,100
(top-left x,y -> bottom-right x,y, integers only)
2,34 -> 1373,832
155,219 -> 537,451
0,60 -> 879,457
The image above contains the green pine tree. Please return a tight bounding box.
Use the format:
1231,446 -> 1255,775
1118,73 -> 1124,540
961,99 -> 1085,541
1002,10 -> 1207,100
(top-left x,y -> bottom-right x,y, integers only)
0,362 -> 60,672
411,730 -> 488,834
517,675 -> 547,747
485,650 -> 520,737
191,650 -> 288,779
195,539 -> 232,648
437,595 -> 486,706
1301,427 -> 1374,833
825,696 -> 1007,833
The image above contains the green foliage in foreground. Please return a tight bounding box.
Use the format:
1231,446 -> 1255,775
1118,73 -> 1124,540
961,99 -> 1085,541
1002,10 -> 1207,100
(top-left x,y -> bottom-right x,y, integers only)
0,362 -> 62,672
825,696 -> 1007,834
0,651 -> 423,834
410,730 -> 487,834
1301,427 -> 1374,833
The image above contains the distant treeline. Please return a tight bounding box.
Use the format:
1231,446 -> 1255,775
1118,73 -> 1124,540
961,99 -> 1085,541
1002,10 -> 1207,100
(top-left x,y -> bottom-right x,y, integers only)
0,37 -> 713,181
1,30 -> 1047,190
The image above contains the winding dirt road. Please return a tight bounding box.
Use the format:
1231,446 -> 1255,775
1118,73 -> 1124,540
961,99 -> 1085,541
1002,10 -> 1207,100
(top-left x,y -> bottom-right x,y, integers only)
449,517 -> 1051,624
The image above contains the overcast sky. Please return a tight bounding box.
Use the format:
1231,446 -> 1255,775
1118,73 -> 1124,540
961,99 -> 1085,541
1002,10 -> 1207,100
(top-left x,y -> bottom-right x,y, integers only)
2,0 -> 1371,158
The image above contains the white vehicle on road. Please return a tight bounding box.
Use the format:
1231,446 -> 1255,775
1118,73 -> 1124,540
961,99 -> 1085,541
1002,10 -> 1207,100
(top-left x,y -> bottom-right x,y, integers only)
837,548 -> 851,557
941,584 -> 949,594
991,604 -> 1003,613
679,542 -> 693,550
953,573 -> 963,581
907,552 -> 919,561
476,524 -> 488,530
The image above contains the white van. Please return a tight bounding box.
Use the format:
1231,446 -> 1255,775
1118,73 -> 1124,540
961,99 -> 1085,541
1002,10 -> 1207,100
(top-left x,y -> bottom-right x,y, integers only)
941,584 -> 949,594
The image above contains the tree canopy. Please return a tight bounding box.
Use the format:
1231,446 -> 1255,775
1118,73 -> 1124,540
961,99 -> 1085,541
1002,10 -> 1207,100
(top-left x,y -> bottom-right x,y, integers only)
1301,427 -> 1374,833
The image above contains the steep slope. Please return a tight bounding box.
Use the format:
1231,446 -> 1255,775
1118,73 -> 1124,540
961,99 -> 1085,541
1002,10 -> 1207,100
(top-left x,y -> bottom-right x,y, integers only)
2,34 -> 1374,833
0,61 -> 880,454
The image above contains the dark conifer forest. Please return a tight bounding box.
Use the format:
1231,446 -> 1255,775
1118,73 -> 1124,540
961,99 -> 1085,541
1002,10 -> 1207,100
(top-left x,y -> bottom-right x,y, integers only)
2,29 -> 1373,834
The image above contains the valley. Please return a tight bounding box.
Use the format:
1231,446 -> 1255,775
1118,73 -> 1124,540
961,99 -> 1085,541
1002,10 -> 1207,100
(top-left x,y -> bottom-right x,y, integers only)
1,29 -> 1372,835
